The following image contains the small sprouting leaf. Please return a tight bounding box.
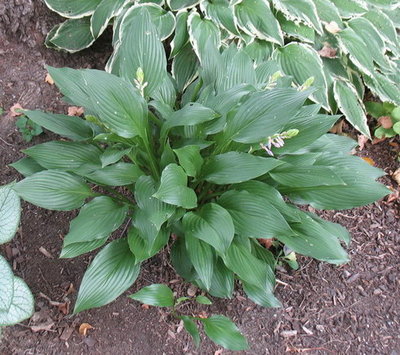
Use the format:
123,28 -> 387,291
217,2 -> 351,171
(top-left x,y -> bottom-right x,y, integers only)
195,295 -> 212,305
201,315 -> 248,351
0,185 -> 20,245
129,284 -> 174,307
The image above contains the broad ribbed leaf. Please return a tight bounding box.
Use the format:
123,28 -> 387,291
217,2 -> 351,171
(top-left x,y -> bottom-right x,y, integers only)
83,163 -> 144,186
205,258 -> 234,298
272,0 -> 323,34
337,28 -> 374,77
74,239 -> 140,313
10,157 -> 44,177
60,238 -> 108,259
100,148 -> 131,168
110,7 -> 168,97
61,197 -> 128,258
129,284 -> 174,307
202,315 -> 248,351
364,72 -> 400,106
0,256 -> 14,312
0,185 -> 20,245
173,145 -> 203,177
307,212 -> 351,245
201,0 -> 239,36
170,11 -> 189,57
202,152 -> 283,184
185,234 -> 214,290
277,13 -> 315,44
181,316 -> 201,348
222,88 -> 311,143
43,0 -> 101,18
0,277 -> 34,326
183,203 -> 234,253
242,282 -> 281,308
331,0 -> 368,18
167,0 -> 199,11
24,141 -> 102,171
24,110 -> 93,141
312,0 -> 342,24
91,0 -> 130,38
14,170 -> 93,211
218,190 -> 292,239
333,79 -> 370,138
172,45 -> 199,92
49,18 -> 95,52
275,43 -> 329,110
153,164 -> 197,208
234,0 -> 283,45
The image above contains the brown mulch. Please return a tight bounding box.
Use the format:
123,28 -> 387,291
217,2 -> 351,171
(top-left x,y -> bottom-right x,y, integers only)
1,2 -> 400,354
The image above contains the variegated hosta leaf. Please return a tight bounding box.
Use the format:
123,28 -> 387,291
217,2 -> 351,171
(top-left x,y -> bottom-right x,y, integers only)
243,40 -> 273,64
363,72 -> 400,106
274,43 -> 329,110
271,0 -> 323,34
47,18 -> 95,53
233,0 -> 284,45
0,256 -> 14,312
0,185 -> 20,246
91,0 -> 131,39
330,0 -> 369,18
201,0 -> 240,36
167,0 -> 200,11
277,13 -> 315,44
333,78 -> 370,138
170,10 -> 189,57
43,0 -> 101,18
311,0 -> 343,25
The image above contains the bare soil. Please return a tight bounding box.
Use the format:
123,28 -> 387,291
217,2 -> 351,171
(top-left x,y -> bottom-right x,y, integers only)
1,2 -> 400,354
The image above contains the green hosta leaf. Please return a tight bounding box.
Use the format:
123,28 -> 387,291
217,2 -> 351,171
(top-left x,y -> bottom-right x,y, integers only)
43,0 -> 101,18
0,185 -> 20,245
336,27 -> 375,77
242,282 -> 281,308
173,145 -> 203,177
201,315 -> 248,351
24,110 -> 93,141
183,203 -> 234,254
74,238 -> 140,313
151,74 -> 177,108
61,197 -> 128,258
218,190 -> 293,239
60,238 -> 108,259
312,0 -> 342,25
333,79 -> 371,138
331,0 -> 368,18
153,164 -> 197,209
171,237 -> 197,281
167,0 -> 200,11
269,165 -> 346,187
172,45 -> 199,93
272,0 -> 323,34
243,40 -> 273,64
170,10 -> 189,57
49,18 -> 95,53
91,0 -> 130,38
363,73 -> 400,106
181,316 -> 201,348
84,163 -> 144,186
129,284 -> 174,307
14,170 -> 93,211
274,43 -> 329,110
205,258 -> 234,298
222,88 -> 311,144
0,256 -> 14,312
10,157 -> 44,177
307,212 -> 351,245
110,7 -> 168,97
201,152 -> 283,185
100,148 -> 131,168
23,141 -> 102,172
201,0 -> 239,36
185,234 -> 214,290
195,295 -> 212,305
0,277 -> 34,326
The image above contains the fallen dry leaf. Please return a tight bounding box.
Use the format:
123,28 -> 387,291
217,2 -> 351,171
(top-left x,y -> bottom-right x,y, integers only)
378,116 -> 393,129
258,238 -> 273,249
362,157 -> 375,166
372,137 -> 386,145
57,301 -> 70,315
214,350 -> 224,355
392,168 -> 400,185
198,311 -> 208,319
79,323 -> 94,336
330,119 -> 345,135
386,188 -> 399,203
318,46 -> 337,58
357,135 -> 369,150
65,283 -> 76,296
45,73 -> 54,85
10,103 -> 24,117
68,106 -> 84,117
141,304 -> 150,309
30,322 -> 55,333
325,21 -> 341,34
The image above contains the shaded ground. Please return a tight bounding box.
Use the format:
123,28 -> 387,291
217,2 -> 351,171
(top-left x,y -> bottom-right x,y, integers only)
1,2 -> 400,354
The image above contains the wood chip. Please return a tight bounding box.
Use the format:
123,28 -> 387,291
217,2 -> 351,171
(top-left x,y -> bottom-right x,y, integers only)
281,330 -> 298,338
30,322 -> 55,333
39,246 -> 54,259
60,327 -> 74,341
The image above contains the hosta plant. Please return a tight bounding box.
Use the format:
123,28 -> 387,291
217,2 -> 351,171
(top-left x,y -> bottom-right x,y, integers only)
365,101 -> 400,139
43,0 -> 400,138
0,184 -> 34,331
7,10 -> 390,349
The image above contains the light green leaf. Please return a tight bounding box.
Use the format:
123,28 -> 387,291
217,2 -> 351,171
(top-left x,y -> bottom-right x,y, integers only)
331,0 -> 368,18
61,197 -> 128,257
83,163 -> 144,186
49,18 -> 95,53
195,295 -> 212,305
14,170 -> 93,211
275,43 -> 329,110
153,164 -> 197,209
218,190 -> 293,239
74,238 -> 140,313
202,152 -> 283,185
0,185 -> 20,245
173,145 -> 203,177
312,0 -> 342,24
202,315 -> 248,351
333,79 -> 371,138
183,203 -> 234,254
43,0 -> 101,18
0,256 -> 14,312
234,0 -> 283,45
129,284 -> 174,307
0,277 -> 34,326
167,0 -> 200,11
181,316 -> 201,348
24,110 -> 93,141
